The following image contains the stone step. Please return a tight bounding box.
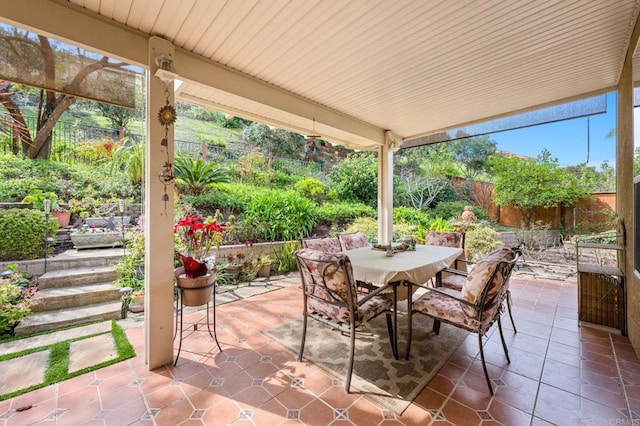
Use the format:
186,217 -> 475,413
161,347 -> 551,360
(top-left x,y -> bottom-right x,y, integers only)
38,266 -> 117,289
31,283 -> 121,312
0,248 -> 124,277
14,301 -> 122,335
44,250 -> 124,272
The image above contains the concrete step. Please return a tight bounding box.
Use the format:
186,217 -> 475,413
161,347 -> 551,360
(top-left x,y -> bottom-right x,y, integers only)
14,301 -> 122,335
0,248 -> 124,277
45,250 -> 123,272
31,283 -> 121,312
38,266 -> 117,289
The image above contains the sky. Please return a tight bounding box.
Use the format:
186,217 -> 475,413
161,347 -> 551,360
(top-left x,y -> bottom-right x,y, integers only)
488,92 -> 618,169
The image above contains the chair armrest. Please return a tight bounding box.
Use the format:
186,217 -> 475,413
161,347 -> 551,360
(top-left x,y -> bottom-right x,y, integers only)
423,286 -> 479,308
442,267 -> 468,277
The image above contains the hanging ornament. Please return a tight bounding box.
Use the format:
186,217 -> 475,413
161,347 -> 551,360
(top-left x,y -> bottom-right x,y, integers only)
157,87 -> 176,213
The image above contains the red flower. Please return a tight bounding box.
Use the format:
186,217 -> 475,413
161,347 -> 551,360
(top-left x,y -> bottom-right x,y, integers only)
174,215 -> 225,277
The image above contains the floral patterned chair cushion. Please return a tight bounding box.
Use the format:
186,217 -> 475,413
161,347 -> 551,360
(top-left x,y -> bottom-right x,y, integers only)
338,232 -> 370,251
302,237 -> 342,254
295,248 -> 392,326
411,287 -> 497,333
459,246 -> 515,317
425,231 -> 464,248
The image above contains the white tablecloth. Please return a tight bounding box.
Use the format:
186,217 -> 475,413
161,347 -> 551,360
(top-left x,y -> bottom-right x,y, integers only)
344,245 -> 463,291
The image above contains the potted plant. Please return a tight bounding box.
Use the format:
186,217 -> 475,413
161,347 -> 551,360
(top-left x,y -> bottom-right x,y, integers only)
174,215 -> 224,306
22,190 -> 72,228
70,224 -> 122,249
253,254 -> 274,278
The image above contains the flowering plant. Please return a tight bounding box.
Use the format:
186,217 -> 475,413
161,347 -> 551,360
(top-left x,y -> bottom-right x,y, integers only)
174,215 -> 224,278
71,225 -> 114,234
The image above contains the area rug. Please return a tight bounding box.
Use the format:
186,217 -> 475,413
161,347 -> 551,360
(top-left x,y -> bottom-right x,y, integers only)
264,311 -> 468,415
0,320 -> 135,401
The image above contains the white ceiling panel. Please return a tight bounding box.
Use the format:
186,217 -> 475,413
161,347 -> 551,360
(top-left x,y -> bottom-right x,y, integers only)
10,0 -> 640,149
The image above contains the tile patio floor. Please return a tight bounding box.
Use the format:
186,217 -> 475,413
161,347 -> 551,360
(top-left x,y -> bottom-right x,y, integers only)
1,270 -> 639,425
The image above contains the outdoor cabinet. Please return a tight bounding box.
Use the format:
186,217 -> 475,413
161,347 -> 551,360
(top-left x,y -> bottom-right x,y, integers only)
576,242 -> 626,335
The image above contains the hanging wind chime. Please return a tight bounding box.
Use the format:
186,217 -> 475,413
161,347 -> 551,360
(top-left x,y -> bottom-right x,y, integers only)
157,86 -> 177,213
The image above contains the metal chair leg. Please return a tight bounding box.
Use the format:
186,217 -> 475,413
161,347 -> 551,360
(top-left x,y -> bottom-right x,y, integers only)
432,319 -> 441,334
297,313 -> 308,362
507,291 -> 517,333
497,316 -> 511,363
345,321 -> 356,393
478,333 -> 494,395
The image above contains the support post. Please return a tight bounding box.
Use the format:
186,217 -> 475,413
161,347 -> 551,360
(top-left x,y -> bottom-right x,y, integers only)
145,36 -> 177,369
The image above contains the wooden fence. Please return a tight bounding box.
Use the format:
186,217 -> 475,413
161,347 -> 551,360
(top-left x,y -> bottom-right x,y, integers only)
453,178 -> 616,234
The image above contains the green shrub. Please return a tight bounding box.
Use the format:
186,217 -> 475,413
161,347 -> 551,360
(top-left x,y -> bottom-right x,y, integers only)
316,201 -> 376,226
183,183 -> 262,216
0,209 -> 58,261
431,201 -> 488,221
294,178 -> 325,203
243,191 -> 317,241
273,240 -> 301,272
328,152 -> 378,208
113,228 -> 145,294
393,207 -> 431,228
345,217 -> 378,242
465,225 -> 501,259
0,276 -> 32,334
426,217 -> 455,232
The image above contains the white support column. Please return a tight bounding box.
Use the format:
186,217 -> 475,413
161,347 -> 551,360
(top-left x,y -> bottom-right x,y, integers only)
377,131 -> 401,244
145,36 -> 176,369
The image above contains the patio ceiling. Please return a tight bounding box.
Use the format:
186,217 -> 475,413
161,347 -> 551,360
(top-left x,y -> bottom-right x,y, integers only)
2,1 -> 640,150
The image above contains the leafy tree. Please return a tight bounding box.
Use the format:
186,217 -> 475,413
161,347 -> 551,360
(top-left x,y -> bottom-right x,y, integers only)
489,149 -> 590,229
242,122 -> 307,159
328,152 -> 378,208
566,161 -> 615,193
449,136 -> 497,179
395,143 -> 458,210
0,28 -> 132,159
96,103 -> 138,132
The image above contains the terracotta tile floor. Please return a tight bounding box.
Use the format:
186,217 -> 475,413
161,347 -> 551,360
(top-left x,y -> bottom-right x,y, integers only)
1,272 -> 639,425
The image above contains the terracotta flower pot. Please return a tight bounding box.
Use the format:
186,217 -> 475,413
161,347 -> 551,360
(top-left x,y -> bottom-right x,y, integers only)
175,272 -> 214,306
51,211 -> 71,227
257,263 -> 272,278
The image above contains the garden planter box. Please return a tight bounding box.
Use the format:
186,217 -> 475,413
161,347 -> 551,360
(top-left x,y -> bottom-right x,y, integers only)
70,232 -> 123,249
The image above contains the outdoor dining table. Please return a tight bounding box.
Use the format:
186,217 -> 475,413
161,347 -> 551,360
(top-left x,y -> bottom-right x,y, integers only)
342,244 -> 463,358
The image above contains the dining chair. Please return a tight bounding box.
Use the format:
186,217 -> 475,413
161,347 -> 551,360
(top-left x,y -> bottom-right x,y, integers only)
301,236 -> 342,253
294,248 -> 395,393
405,245 -> 523,395
338,231 -> 370,251
424,230 -> 465,249
438,244 -> 524,332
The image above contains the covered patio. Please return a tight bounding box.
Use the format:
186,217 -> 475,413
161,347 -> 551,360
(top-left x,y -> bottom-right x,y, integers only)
2,270 -> 639,424
1,1 -> 640,423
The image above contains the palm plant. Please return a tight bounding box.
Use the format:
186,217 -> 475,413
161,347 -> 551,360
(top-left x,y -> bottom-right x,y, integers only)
174,154 -> 230,194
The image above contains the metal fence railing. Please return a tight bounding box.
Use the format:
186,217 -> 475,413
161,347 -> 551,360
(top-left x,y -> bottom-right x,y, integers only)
0,116 -> 330,176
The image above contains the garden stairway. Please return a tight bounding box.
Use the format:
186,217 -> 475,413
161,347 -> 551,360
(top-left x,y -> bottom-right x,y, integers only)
13,249 -> 125,336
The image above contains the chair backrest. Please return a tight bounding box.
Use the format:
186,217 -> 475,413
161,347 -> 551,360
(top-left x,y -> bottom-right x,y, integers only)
338,232 -> 370,251
459,246 -> 521,322
294,248 -> 357,324
301,236 -> 342,253
425,230 -> 465,248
